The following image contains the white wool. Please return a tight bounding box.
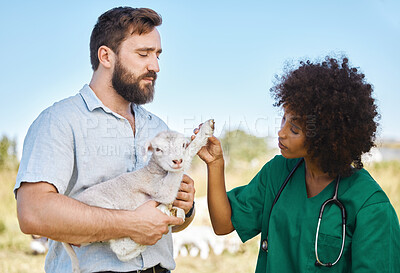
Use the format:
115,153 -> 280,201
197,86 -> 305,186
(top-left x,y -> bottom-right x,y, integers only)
63,120 -> 214,273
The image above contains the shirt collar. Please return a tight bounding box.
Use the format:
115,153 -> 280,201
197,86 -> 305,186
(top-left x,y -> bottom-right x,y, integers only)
79,84 -> 106,112
79,84 -> 128,119
79,84 -> 149,123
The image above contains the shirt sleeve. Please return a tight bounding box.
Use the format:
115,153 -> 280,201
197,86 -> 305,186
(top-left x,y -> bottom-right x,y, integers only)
14,109 -> 75,196
351,192 -> 400,272
227,162 -> 272,243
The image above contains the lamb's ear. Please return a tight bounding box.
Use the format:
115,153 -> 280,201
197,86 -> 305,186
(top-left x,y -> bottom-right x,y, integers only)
143,141 -> 153,162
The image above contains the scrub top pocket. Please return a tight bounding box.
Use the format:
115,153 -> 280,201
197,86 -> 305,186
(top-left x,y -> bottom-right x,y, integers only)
305,232 -> 351,273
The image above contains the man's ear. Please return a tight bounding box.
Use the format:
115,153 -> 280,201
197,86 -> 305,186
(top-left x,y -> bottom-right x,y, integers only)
98,45 -> 115,69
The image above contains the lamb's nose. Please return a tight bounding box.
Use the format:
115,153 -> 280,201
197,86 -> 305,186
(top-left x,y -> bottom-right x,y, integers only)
173,159 -> 183,165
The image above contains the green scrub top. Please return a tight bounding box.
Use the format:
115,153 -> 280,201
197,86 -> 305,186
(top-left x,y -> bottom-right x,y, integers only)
227,155 -> 400,273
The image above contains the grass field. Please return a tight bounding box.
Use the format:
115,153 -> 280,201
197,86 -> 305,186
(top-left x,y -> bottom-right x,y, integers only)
1,158 -> 399,273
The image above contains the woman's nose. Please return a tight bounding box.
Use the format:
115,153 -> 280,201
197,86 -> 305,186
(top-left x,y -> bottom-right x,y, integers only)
278,127 -> 286,138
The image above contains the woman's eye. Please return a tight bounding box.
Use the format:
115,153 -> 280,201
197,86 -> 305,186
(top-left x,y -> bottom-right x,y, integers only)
290,128 -> 299,135
138,53 -> 147,57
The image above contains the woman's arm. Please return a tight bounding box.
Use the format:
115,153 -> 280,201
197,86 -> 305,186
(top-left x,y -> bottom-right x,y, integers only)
197,135 -> 234,235
351,198 -> 400,272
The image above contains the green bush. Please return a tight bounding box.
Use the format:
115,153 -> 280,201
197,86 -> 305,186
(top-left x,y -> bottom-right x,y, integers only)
0,220 -> 6,234
221,129 -> 269,170
0,135 -> 19,171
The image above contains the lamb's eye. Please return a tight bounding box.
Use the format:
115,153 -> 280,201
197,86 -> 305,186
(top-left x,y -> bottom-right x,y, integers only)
182,143 -> 185,148
155,148 -> 162,152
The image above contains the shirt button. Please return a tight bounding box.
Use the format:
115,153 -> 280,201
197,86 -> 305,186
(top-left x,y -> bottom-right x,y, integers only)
261,239 -> 268,252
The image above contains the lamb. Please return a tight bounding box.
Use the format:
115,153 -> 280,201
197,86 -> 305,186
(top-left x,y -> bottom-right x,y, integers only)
62,119 -> 215,273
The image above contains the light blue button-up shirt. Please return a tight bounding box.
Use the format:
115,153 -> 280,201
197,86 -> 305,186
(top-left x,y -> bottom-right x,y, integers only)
15,85 -> 174,273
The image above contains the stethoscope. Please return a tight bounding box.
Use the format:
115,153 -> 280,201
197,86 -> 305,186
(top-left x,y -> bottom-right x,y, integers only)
262,158 -> 347,268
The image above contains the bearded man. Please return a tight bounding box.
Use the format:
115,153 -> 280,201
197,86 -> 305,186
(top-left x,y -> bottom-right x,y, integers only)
14,7 -> 195,273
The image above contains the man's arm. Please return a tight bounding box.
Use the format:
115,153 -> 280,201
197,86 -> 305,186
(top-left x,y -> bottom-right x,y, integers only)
17,182 -> 184,245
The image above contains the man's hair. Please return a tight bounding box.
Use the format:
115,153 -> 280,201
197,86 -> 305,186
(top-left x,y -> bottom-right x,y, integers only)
90,7 -> 162,71
271,56 -> 379,177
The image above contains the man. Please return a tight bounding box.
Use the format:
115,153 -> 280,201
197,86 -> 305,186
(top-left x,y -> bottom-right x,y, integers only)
15,7 -> 195,273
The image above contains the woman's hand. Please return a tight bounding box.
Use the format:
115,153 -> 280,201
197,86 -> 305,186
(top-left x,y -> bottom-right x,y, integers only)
192,125 -> 224,165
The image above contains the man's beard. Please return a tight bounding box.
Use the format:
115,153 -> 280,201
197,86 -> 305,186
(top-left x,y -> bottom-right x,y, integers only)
111,59 -> 156,105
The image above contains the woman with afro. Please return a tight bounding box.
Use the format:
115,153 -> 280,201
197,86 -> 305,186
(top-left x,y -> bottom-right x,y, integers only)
196,56 -> 400,272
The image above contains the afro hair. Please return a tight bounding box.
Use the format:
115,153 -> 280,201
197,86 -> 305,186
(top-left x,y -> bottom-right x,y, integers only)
270,56 -> 379,177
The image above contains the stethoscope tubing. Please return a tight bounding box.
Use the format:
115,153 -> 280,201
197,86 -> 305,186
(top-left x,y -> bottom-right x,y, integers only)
264,158 -> 347,268
264,158 -> 304,252
314,176 -> 347,267
271,158 -> 304,208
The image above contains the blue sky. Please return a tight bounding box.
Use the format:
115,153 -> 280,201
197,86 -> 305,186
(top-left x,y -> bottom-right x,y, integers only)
1,0 -> 399,156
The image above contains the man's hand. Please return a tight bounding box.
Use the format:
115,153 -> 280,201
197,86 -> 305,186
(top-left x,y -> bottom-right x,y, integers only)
16,182 -> 184,246
128,200 -> 184,245
173,174 -> 195,215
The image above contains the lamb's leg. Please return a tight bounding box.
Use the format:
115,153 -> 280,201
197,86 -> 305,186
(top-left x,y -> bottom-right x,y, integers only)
109,204 -> 185,263
185,119 -> 215,165
62,242 -> 81,273
109,238 -> 146,262
145,172 -> 184,205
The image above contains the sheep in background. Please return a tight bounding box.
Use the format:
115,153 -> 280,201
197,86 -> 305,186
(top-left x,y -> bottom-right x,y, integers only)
63,119 -> 215,273
172,225 -> 242,259
173,225 -> 224,259
172,196 -> 243,260
30,235 -> 48,255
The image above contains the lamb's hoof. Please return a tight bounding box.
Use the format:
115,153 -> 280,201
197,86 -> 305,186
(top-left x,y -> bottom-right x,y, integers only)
201,119 -> 215,136
157,204 -> 171,216
157,204 -> 185,224
173,207 -> 186,221
168,207 -> 185,221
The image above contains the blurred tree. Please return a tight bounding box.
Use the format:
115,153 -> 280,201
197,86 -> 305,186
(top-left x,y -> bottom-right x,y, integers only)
221,130 -> 269,170
190,129 -> 270,171
0,135 -> 19,170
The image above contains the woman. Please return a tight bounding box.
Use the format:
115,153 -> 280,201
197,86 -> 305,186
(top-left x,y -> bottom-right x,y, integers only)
196,57 -> 400,272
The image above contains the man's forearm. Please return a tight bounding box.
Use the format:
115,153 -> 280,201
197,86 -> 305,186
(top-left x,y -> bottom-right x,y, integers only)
17,182 -> 134,244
